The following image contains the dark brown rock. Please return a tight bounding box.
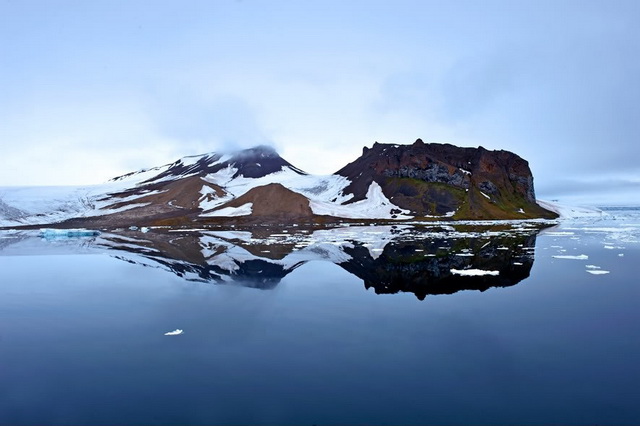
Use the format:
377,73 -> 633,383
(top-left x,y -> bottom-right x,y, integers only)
336,139 -> 557,219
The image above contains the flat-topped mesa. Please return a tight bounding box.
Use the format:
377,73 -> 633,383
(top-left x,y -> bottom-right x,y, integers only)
336,139 -> 555,220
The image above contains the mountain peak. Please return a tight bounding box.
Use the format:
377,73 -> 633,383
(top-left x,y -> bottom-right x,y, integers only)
227,145 -> 306,178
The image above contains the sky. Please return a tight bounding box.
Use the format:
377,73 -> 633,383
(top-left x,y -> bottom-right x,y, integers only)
1,0 -> 639,204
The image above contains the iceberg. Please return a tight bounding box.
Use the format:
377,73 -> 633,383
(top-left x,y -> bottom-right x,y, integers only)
164,329 -> 184,336
40,228 -> 101,238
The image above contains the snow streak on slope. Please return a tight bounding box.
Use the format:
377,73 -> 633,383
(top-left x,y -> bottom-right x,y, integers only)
201,166 -> 410,219
203,203 -> 253,217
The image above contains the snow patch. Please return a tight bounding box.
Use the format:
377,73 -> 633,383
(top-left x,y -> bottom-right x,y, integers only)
202,203 -> 253,217
310,182 -> 411,219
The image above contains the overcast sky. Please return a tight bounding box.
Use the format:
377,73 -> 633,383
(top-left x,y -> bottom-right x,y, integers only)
1,0 -> 638,204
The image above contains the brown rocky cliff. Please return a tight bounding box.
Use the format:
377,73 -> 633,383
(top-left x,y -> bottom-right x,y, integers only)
336,139 -> 556,219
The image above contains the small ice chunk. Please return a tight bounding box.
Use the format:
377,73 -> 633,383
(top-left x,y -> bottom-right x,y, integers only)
450,269 -> 499,276
140,227 -> 150,233
586,270 -> 610,275
164,329 -> 183,336
586,265 -> 601,269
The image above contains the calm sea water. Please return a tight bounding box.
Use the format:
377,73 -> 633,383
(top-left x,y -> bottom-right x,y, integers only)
0,211 -> 639,425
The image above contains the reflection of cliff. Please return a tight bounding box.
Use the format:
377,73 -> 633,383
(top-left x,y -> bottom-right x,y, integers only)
338,235 -> 536,300
93,226 -> 538,299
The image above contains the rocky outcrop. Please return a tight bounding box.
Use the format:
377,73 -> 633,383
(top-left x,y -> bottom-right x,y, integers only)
207,183 -> 314,221
336,139 -> 556,220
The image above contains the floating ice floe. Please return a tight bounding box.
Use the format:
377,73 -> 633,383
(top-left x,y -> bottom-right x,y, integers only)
586,270 -> 610,275
40,228 -> 101,238
552,254 -> 589,260
450,269 -> 499,276
543,231 -> 575,237
164,329 -> 183,336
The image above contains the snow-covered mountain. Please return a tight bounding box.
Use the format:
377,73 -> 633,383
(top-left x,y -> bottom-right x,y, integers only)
0,141 -> 557,228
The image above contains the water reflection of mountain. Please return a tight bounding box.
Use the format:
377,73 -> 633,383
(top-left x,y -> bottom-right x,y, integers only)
341,236 -> 535,300
94,224 -> 539,299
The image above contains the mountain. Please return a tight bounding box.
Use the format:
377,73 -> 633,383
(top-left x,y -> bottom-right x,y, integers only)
0,140 -> 557,229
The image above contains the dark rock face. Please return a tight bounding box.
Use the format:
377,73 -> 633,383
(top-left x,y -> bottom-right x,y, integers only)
336,139 -> 556,219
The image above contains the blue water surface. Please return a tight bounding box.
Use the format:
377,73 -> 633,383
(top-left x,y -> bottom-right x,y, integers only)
0,213 -> 639,425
